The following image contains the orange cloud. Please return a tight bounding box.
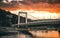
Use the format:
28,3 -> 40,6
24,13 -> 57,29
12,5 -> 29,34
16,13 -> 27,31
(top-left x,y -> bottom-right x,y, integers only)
0,1 -> 60,14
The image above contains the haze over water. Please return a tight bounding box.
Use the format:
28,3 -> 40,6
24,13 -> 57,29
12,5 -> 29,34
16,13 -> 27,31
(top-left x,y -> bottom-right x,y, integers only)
0,30 -> 60,38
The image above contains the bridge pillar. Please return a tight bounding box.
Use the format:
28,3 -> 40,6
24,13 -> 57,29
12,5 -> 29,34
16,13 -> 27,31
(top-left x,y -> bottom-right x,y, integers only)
18,12 -> 27,27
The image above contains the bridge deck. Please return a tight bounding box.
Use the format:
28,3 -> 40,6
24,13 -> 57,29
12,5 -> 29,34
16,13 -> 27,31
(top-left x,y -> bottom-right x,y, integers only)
12,19 -> 60,27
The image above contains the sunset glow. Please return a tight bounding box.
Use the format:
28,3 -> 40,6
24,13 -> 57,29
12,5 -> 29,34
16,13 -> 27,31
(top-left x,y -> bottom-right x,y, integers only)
11,10 -> 60,20
0,0 -> 60,37
0,0 -> 60,20
0,0 -> 60,14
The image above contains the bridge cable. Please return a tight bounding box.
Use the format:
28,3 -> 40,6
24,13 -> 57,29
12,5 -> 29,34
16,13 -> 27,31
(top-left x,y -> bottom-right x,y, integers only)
28,14 -> 40,20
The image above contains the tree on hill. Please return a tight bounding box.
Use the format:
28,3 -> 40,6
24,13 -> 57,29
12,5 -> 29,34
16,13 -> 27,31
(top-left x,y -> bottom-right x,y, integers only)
0,9 -> 32,27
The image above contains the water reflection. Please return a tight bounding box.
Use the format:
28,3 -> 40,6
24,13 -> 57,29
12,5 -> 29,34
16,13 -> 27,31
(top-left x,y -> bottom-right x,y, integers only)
0,30 -> 60,38
29,30 -> 60,38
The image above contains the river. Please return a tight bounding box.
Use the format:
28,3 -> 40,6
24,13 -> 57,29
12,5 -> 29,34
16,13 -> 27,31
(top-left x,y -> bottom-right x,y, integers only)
0,30 -> 60,38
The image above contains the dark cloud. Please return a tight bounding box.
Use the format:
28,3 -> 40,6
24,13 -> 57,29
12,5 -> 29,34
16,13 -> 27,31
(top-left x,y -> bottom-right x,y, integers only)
0,0 -> 60,13
20,1 -> 31,5
0,2 -> 12,7
21,0 -> 60,3
30,0 -> 47,3
0,0 -> 60,8
0,1 -> 20,10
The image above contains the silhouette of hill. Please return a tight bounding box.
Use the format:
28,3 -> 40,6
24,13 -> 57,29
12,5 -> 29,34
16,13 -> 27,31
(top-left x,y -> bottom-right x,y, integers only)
0,9 -> 32,27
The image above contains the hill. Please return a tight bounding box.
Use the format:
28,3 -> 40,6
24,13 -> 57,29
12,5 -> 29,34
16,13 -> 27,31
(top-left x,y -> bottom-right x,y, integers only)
0,9 -> 32,27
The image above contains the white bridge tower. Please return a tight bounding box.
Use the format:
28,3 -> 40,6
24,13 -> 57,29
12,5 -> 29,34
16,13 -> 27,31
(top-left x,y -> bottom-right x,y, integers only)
18,12 -> 27,27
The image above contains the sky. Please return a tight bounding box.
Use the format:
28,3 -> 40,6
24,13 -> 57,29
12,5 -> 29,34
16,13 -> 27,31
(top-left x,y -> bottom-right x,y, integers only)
0,0 -> 60,20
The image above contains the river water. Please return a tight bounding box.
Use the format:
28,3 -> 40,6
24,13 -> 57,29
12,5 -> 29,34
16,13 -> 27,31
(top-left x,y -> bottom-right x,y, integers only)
0,30 -> 60,38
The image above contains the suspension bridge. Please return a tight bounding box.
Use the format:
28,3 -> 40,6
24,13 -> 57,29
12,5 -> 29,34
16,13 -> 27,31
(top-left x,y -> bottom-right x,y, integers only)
1,11 -> 60,33
11,12 -> 60,31
0,12 -> 60,38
